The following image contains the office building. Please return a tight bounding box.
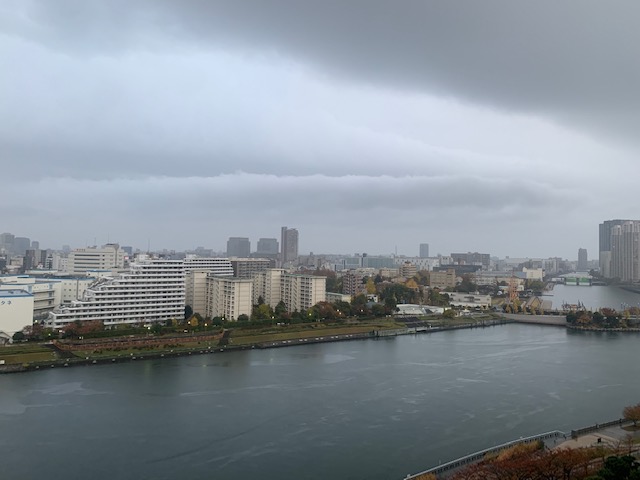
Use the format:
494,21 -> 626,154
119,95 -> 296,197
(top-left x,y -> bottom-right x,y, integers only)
577,248 -> 588,271
226,237 -> 250,258
13,237 -> 31,256
256,238 -> 279,255
451,252 -> 490,269
419,243 -> 429,258
67,244 -> 125,273
429,269 -> 456,290
280,227 -> 299,264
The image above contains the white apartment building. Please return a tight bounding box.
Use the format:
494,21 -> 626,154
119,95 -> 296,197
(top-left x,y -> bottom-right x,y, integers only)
0,289 -> 35,342
47,256 -> 185,328
183,256 -> 234,276
205,276 -> 253,321
67,244 -> 125,273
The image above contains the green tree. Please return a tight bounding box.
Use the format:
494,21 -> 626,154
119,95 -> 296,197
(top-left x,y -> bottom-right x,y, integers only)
12,331 -> 25,342
252,303 -> 273,321
274,300 -> 288,316
237,314 -> 249,322
184,305 -> 193,320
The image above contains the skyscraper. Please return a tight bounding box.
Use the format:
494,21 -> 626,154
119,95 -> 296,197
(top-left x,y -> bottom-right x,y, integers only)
599,219 -> 637,278
610,221 -> 640,282
256,238 -> 279,255
577,248 -> 588,271
419,243 -> 429,258
280,227 -> 299,264
226,237 -> 251,257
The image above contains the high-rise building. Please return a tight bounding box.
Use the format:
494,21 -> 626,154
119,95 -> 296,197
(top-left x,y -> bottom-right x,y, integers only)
226,237 -> 250,257
0,233 -> 15,252
13,237 -> 31,255
281,227 -> 299,264
257,238 -> 279,255
577,248 -> 588,271
451,252 -> 490,269
47,256 -> 185,328
610,221 -> 640,282
31,240 -> 40,250
253,269 -> 326,312
205,276 -> 253,321
419,243 -> 430,258
599,219 -> 638,279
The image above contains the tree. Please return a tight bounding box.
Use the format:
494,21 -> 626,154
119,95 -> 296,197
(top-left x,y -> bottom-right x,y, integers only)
274,300 -> 288,316
12,331 -> 25,342
237,314 -> 249,322
623,403 -> 640,427
252,303 -> 273,321
184,305 -> 193,320
443,309 -> 456,319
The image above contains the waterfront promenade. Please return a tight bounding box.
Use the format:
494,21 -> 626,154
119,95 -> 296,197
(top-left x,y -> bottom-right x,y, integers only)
404,418 -> 640,479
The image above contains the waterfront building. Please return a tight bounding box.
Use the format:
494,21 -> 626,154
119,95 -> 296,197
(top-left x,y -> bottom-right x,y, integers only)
47,256 -> 185,328
280,227 -> 299,264
599,219 -> 633,277
230,257 -> 273,279
253,269 -> 326,312
205,276 -> 253,321
226,237 -> 250,258
282,273 -> 326,313
419,243 -> 429,258
67,244 -> 125,273
610,221 -> 640,282
253,268 -> 284,306
0,289 -> 34,342
0,275 -> 62,320
185,270 -> 210,316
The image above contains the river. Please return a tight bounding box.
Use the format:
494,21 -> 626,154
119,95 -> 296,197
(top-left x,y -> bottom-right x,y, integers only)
1,324 -> 640,480
545,284 -> 640,310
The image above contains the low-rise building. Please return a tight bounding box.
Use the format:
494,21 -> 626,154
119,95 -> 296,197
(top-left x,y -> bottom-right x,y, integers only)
0,289 -> 34,342
429,269 -> 456,290
448,292 -> 492,309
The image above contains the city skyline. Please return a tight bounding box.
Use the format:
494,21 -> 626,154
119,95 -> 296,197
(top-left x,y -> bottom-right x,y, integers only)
3,2 -> 640,259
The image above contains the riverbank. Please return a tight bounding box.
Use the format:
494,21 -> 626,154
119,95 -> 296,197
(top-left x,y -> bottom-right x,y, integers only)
405,417 -> 639,479
0,317 -> 510,374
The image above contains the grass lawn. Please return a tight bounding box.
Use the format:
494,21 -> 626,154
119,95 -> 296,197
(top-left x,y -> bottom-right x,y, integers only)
0,345 -> 58,365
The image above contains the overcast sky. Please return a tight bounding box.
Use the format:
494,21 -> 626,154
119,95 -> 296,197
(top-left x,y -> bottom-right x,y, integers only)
2,1 -> 639,259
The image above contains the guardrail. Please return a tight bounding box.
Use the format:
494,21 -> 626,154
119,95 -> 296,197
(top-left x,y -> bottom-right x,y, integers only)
404,430 -> 564,479
571,418 -> 631,438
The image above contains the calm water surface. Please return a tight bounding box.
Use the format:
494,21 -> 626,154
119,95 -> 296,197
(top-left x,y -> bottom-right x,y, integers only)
546,284 -> 640,310
1,324 -> 640,480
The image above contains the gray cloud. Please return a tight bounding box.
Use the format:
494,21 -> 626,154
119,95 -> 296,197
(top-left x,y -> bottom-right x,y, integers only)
2,1 -> 638,258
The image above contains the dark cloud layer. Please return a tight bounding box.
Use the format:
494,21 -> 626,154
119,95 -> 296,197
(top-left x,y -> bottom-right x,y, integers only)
6,1 -> 640,146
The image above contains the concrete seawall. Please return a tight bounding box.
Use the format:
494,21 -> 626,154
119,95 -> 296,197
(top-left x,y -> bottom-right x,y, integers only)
501,313 -> 567,326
